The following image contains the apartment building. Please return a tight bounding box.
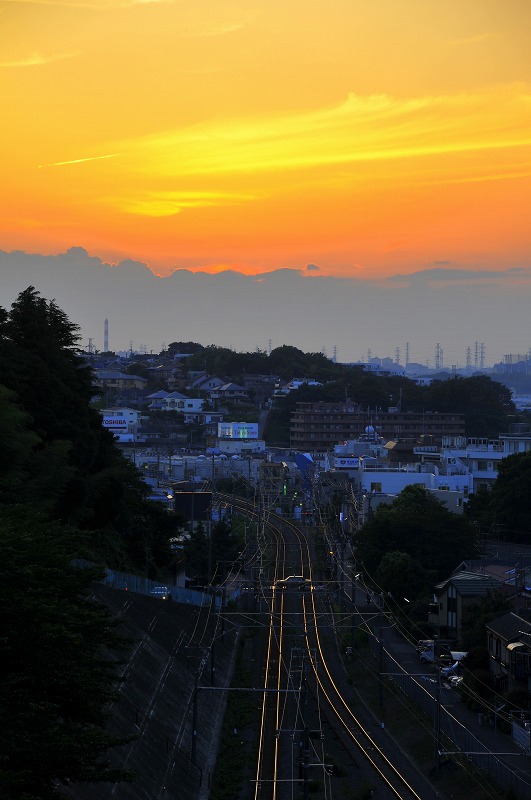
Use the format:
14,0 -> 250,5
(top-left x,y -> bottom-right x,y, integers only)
290,402 -> 465,452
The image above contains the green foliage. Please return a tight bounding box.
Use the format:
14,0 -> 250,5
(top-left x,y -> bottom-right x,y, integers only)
375,550 -> 428,601
356,486 -> 479,596
0,512 -> 133,798
0,287 -> 182,575
489,451 -> 531,541
421,375 -> 515,437
0,289 -> 191,794
184,519 -> 244,585
459,590 -> 512,651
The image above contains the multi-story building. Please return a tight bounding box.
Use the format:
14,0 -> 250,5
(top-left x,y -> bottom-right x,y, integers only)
290,402 -> 465,453
438,425 -> 531,493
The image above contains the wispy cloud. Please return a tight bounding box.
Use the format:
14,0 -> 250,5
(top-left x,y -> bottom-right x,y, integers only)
451,32 -> 497,47
109,190 -> 258,216
124,85 -> 531,179
0,0 -> 175,7
0,51 -> 79,68
38,153 -> 120,168
388,266 -> 531,288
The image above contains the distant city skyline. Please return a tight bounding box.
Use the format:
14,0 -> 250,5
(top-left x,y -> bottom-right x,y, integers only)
1,248 -> 530,369
1,2 -> 531,281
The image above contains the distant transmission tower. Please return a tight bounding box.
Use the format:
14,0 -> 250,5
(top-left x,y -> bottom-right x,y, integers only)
322,346 -> 327,358
104,319 -> 109,353
332,345 -> 337,363
474,341 -> 479,369
405,342 -> 410,367
466,347 -> 472,370
435,343 -> 442,370
395,346 -> 401,366
268,339 -> 272,354
87,337 -> 94,354
480,343 -> 486,369
367,349 -> 372,362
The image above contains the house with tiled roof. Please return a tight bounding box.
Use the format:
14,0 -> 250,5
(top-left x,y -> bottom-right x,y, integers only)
428,570 -> 510,641
161,392 -> 203,415
92,370 -> 148,391
146,390 -> 170,410
187,373 -> 225,392
210,382 -> 249,403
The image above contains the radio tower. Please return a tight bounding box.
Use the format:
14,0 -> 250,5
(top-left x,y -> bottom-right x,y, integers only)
395,346 -> 401,366
405,342 -> 410,367
104,319 -> 109,353
466,346 -> 472,371
435,343 -> 443,370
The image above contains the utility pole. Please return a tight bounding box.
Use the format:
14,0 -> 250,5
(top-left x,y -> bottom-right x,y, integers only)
434,668 -> 441,771
302,727 -> 310,800
378,599 -> 384,709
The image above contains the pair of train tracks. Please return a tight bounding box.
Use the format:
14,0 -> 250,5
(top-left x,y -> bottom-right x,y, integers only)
227,497 -> 430,800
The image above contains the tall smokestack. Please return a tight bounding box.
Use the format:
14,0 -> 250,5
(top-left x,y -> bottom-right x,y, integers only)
104,319 -> 109,353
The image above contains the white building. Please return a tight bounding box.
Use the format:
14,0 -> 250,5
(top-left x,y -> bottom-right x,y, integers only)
162,393 -> 204,415
101,407 -> 141,441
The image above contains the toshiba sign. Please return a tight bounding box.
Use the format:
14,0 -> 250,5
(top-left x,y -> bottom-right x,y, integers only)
102,417 -> 128,429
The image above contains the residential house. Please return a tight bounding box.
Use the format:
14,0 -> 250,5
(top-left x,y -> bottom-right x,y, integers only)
274,378 -> 322,396
187,373 -> 225,393
485,612 -> 531,692
145,363 -> 183,385
210,382 -> 249,403
162,392 -> 204,416
146,390 -> 170,410
429,571 -> 508,641
242,374 -> 279,405
92,370 -> 148,392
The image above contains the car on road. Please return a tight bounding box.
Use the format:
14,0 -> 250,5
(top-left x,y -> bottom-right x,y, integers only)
441,661 -> 461,677
273,576 -> 311,589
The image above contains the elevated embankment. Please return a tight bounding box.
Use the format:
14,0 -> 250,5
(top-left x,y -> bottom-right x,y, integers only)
61,584 -> 238,800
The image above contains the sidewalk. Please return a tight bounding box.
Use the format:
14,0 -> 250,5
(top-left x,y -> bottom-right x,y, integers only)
363,600 -> 531,797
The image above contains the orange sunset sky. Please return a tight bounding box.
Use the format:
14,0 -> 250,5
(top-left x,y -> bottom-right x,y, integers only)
1,0 -> 531,279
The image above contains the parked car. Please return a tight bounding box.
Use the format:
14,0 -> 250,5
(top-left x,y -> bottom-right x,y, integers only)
441,661 -> 461,677
416,639 -> 434,654
150,585 -> 169,600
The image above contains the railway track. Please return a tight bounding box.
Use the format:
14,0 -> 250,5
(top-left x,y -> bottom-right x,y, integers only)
226,496 -> 437,800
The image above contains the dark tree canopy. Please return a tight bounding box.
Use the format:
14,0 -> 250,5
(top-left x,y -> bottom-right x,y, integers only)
0,288 -> 186,795
488,451 -> 531,542
0,287 -> 178,574
356,486 -> 479,596
420,375 -> 515,437
0,512 -> 133,799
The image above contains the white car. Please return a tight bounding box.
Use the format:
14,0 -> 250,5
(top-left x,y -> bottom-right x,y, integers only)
273,576 -> 311,589
441,661 -> 461,677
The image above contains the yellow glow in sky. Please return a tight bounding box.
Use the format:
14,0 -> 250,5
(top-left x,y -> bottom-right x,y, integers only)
1,0 -> 531,277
